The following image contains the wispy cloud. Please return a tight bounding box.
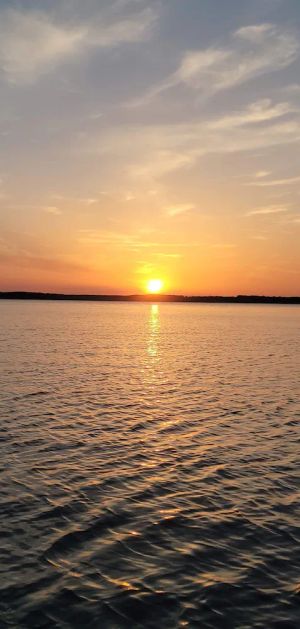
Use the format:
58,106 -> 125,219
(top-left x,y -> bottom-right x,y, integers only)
165,203 -> 195,217
0,5 -> 156,84
246,175 -> 300,187
284,83 -> 300,94
132,23 -> 299,105
43,206 -> 62,215
0,250 -> 89,274
155,252 -> 183,258
255,170 -> 271,178
246,205 -> 289,216
0,175 -> 8,200
89,7 -> 155,47
0,10 -> 84,83
93,99 -> 300,181
251,234 -> 269,240
211,243 -> 237,249
207,99 -> 294,130
77,228 -> 203,251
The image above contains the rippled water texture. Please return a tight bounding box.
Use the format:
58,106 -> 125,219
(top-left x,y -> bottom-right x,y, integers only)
0,301 -> 300,628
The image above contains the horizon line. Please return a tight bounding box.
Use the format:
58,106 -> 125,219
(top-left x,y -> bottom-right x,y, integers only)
0,291 -> 299,304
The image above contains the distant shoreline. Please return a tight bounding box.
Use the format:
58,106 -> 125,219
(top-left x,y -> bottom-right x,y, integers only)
0,292 -> 299,304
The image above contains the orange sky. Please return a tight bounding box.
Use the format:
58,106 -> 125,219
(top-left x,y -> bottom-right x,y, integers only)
0,1 -> 299,295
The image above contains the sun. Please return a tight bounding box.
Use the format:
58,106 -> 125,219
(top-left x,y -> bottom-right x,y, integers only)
146,279 -> 163,294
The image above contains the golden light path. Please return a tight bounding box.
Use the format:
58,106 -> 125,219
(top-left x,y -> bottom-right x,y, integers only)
148,304 -> 160,358
146,279 -> 163,294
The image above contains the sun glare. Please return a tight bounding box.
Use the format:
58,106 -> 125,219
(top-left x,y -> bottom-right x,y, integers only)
146,279 -> 163,294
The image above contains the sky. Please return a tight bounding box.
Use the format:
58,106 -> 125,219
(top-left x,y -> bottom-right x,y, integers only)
0,0 -> 300,295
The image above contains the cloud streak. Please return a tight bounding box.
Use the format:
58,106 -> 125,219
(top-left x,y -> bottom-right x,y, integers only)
165,203 -> 195,217
207,99 -> 294,130
0,5 -> 156,84
246,175 -> 300,187
246,205 -> 289,216
132,23 -> 299,105
92,99 -> 300,181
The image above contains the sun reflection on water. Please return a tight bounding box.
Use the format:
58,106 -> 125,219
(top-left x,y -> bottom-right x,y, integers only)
147,304 -> 160,358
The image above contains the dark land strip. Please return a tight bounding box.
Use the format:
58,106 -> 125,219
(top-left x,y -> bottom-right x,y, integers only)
1,292 -> 299,304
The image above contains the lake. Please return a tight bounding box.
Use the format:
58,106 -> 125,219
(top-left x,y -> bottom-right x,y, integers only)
0,301 -> 299,628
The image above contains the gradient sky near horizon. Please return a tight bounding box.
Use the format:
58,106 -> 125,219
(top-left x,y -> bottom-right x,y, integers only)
0,0 -> 300,295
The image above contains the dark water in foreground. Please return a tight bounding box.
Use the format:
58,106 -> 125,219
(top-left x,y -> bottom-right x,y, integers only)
0,301 -> 299,629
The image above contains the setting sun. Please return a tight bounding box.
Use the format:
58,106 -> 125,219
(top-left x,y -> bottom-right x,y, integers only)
146,279 -> 163,294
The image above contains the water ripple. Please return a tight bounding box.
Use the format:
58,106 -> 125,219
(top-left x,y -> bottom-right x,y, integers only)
0,302 -> 299,628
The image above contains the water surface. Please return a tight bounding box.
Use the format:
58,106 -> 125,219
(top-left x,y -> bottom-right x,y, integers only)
0,302 -> 299,628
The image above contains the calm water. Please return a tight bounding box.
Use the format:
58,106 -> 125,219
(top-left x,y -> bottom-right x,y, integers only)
0,301 -> 299,629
